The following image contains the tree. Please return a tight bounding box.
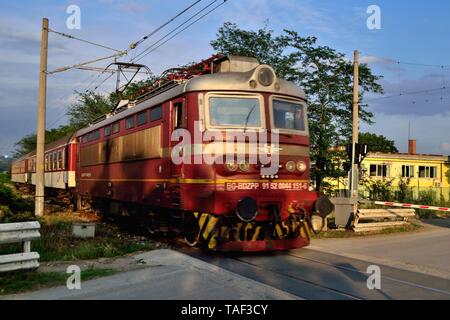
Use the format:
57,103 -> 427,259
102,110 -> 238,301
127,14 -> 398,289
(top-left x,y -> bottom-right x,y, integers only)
211,22 -> 383,191
13,79 -> 156,158
67,92 -> 113,129
359,132 -> 398,153
14,125 -> 75,158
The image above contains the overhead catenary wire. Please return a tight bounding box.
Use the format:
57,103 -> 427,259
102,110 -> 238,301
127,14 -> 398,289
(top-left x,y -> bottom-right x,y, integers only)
86,0 -> 228,95
47,51 -> 127,75
362,86 -> 449,103
131,0 -> 227,63
360,53 -> 450,69
79,2 -> 204,94
48,28 -> 123,53
129,0 -> 202,50
46,0 -> 230,128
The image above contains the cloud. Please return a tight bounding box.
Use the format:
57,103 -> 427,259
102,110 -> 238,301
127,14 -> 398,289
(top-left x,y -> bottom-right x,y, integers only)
114,1 -> 146,13
361,112 -> 450,155
442,143 -> 450,152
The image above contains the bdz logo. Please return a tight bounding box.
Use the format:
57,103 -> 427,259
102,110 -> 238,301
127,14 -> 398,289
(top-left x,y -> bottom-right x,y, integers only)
366,265 -> 381,290
367,5 -> 381,30
66,5 -> 81,30
66,265 -> 81,290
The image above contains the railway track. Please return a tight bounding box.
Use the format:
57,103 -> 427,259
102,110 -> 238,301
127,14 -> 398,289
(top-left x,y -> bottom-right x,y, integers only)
180,247 -> 450,300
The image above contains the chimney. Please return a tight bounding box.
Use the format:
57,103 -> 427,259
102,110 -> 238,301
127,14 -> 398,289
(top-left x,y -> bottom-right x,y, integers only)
408,139 -> 417,155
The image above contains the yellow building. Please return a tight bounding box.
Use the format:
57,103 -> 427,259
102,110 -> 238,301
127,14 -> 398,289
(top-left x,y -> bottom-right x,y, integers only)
331,140 -> 450,201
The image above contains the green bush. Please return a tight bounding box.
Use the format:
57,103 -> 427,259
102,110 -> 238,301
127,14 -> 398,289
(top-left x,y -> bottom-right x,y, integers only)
0,172 -> 10,184
0,184 -> 14,206
0,184 -> 35,223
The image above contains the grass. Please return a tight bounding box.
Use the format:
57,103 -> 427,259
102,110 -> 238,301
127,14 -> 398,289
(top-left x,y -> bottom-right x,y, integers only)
0,268 -> 116,296
0,221 -> 157,262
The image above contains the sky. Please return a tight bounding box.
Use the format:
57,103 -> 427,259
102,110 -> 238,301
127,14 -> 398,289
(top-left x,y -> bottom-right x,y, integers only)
0,0 -> 450,156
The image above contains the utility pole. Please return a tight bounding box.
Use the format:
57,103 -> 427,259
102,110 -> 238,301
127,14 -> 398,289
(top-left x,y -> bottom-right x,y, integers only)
350,50 -> 359,200
35,18 -> 49,217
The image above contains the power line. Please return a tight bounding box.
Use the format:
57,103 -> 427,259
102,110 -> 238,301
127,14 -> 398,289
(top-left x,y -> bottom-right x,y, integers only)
132,0 -> 227,63
360,54 -> 450,69
129,0 -> 202,50
87,0 -> 228,97
362,86 -> 449,103
80,2 -> 203,94
47,0 -> 229,128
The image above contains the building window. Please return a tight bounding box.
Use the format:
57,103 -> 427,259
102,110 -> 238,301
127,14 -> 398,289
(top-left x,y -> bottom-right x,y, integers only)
126,116 -> 135,129
150,106 -> 163,121
104,126 -> 112,137
419,166 -> 437,178
82,135 -> 87,143
369,164 -> 389,177
112,122 -> 120,134
94,130 -> 100,140
402,165 -> 414,178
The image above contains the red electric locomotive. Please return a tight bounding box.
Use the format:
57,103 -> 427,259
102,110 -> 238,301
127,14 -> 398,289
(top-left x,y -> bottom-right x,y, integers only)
13,55 -> 334,252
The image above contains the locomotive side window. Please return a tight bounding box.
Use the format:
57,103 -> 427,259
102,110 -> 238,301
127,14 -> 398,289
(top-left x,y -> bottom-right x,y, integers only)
104,126 -> 112,137
208,96 -> 261,128
272,99 -> 306,131
150,106 -> 162,121
45,154 -> 48,171
137,111 -> 148,126
173,102 -> 186,128
126,116 -> 135,129
112,122 -> 120,134
49,153 -> 53,171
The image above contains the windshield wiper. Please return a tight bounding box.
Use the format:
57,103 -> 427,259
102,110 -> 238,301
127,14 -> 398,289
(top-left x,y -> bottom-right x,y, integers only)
243,104 -> 257,133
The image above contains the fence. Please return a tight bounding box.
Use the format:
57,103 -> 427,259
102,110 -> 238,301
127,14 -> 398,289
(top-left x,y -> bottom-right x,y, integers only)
332,187 -> 450,206
0,221 -> 41,273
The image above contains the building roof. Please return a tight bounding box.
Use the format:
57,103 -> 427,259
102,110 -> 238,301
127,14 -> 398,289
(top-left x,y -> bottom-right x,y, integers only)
366,152 -> 450,162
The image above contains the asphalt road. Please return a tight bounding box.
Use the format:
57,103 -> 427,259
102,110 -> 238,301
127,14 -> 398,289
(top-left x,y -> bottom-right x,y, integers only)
7,219 -> 450,300
310,219 -> 450,279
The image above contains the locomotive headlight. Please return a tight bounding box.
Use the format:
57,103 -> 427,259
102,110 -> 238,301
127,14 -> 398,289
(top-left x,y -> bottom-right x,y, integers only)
285,161 -> 296,172
225,161 -> 238,172
258,67 -> 274,87
296,161 -> 307,173
238,161 -> 250,172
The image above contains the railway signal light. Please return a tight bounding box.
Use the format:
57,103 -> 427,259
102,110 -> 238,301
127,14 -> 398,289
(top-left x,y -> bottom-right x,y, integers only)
346,143 -> 368,165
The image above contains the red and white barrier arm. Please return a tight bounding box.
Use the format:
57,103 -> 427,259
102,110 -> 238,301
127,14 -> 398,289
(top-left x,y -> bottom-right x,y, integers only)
372,201 -> 450,212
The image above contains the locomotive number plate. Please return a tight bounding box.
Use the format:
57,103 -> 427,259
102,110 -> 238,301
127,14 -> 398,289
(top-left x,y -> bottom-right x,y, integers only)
225,182 -> 309,192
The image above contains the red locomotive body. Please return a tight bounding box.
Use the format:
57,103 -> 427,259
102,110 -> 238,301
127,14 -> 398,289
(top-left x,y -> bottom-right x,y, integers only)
13,56 -> 334,252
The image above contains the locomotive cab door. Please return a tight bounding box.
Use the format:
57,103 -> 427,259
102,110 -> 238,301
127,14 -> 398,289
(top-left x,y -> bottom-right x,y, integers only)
169,98 -> 187,178
169,98 -> 187,209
